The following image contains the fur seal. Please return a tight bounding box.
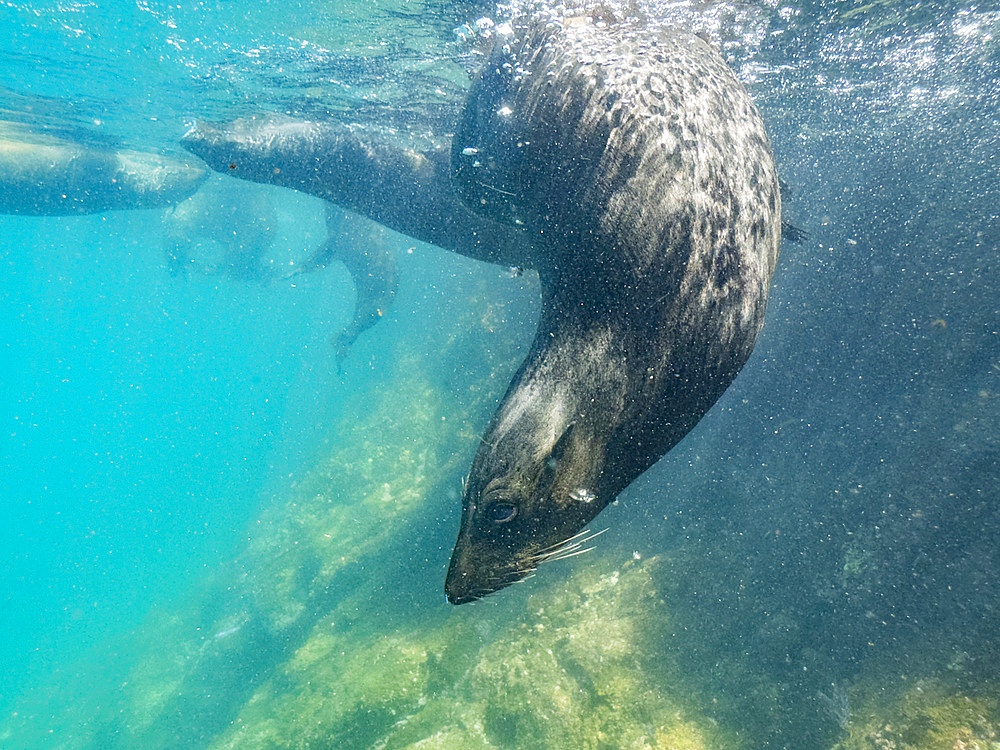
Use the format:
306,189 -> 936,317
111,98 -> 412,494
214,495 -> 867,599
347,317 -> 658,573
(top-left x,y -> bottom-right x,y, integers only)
182,10 -> 781,604
0,121 -> 206,215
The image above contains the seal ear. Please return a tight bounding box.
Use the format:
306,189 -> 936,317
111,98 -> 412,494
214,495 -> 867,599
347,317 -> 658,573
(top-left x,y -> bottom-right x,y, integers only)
538,422 -> 576,489
550,422 -> 576,463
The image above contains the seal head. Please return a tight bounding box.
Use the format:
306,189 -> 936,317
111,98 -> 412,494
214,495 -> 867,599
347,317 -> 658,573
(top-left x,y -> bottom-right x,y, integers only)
444,14 -> 781,603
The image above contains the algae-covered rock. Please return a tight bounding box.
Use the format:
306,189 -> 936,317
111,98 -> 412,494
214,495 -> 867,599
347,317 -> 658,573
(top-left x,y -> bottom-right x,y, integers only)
26,266 -> 533,750
462,558 -> 729,750
242,357 -> 452,633
240,270 -> 530,636
211,626 -> 435,748
207,586 -> 488,750
833,677 -> 1000,750
210,554 -> 737,750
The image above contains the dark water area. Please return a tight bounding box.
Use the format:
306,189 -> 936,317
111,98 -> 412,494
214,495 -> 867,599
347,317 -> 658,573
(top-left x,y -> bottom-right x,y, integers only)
1,0 -> 998,748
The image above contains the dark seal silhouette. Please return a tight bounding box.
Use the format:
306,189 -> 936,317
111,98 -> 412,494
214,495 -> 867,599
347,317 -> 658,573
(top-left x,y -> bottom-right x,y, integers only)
182,10 -> 782,604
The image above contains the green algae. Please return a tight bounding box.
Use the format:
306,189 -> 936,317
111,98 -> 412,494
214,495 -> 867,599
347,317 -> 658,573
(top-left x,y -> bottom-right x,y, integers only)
233,267 -> 531,637
459,558 -> 731,750
211,626 -> 438,748
0,263 -> 531,750
242,356 -> 454,633
833,682 -> 1000,750
208,556 -> 737,750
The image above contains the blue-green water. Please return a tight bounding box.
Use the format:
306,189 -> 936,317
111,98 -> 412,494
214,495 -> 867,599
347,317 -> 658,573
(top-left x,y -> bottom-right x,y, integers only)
2,1 -> 999,748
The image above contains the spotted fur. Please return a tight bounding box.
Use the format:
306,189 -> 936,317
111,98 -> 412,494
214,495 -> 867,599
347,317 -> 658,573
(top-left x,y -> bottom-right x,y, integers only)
445,13 -> 780,603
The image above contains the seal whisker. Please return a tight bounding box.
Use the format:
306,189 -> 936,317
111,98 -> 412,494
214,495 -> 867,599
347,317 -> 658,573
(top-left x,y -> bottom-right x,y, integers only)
529,546 -> 576,565
542,540 -> 592,558
476,181 -> 516,197
531,550 -> 575,566
546,546 -> 596,561
470,565 -> 538,600
533,543 -> 584,562
528,528 -> 608,564
533,527 -> 598,554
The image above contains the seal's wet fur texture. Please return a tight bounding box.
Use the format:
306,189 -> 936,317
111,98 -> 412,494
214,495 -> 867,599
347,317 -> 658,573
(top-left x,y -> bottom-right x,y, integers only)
443,13 -> 780,603
182,10 -> 781,604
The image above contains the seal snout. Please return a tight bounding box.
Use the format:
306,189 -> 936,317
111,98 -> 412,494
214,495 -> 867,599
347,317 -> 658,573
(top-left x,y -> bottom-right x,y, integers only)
444,569 -> 526,605
444,582 -> 479,606
443,548 -> 495,605
444,569 -> 490,606
444,535 -> 531,605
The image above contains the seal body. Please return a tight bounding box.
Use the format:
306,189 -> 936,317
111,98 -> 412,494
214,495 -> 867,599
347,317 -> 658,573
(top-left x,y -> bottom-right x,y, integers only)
0,121 -> 206,215
443,16 -> 780,603
181,12 -> 781,604
183,115 -> 538,268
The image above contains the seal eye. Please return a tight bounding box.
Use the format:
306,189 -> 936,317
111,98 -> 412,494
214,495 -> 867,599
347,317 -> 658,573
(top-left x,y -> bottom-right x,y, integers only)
485,502 -> 517,523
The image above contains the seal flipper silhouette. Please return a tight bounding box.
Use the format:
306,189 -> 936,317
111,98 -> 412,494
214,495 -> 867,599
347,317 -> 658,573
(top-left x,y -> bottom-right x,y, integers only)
162,179 -> 278,284
286,206 -> 399,362
183,12 -> 782,604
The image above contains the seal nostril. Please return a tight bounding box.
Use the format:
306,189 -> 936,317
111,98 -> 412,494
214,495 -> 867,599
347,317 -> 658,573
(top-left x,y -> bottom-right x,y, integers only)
486,503 -> 517,523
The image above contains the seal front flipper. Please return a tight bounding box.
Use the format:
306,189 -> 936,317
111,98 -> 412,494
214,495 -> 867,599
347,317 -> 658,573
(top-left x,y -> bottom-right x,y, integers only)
288,207 -> 400,363
778,180 -> 808,243
182,115 -> 536,268
781,220 -> 808,244
328,225 -> 398,363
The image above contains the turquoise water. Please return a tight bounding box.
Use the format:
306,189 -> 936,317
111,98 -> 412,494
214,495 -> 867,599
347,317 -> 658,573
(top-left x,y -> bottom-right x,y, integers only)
2,1 -> 999,748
